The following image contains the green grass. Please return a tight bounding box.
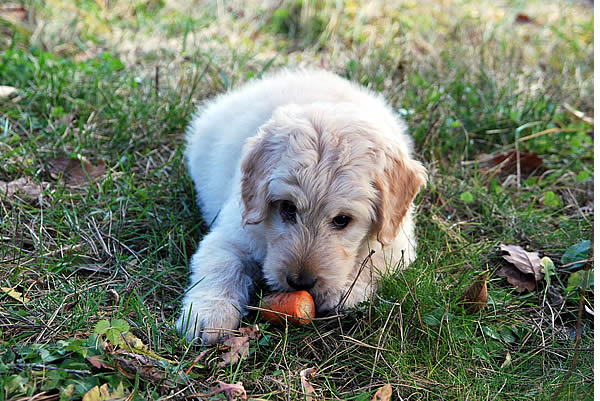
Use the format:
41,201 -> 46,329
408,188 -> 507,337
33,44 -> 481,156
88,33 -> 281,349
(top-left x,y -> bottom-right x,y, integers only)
0,1 -> 593,400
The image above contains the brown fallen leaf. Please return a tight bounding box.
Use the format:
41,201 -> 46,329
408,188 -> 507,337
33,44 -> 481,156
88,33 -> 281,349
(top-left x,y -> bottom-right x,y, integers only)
500,244 -> 542,281
109,349 -> 186,387
300,367 -> 317,401
497,264 -> 535,292
112,355 -> 171,384
86,355 -> 113,370
460,272 -> 488,313
515,13 -> 537,24
218,325 -> 260,367
478,150 -> 544,177
497,244 -> 543,292
219,337 -> 249,367
372,383 -> 393,401
189,381 -> 247,401
0,177 -> 47,200
239,324 -> 260,339
47,156 -> 106,186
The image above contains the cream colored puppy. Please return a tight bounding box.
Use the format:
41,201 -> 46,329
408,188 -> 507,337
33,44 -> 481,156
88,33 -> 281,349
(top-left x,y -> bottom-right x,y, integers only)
177,69 -> 426,344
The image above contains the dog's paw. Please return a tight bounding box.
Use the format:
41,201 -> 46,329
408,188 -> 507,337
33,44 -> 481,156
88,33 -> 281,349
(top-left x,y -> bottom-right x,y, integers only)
176,298 -> 242,345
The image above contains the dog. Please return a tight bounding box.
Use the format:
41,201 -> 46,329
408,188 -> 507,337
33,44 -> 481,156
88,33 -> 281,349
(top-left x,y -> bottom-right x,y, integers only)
176,69 -> 427,344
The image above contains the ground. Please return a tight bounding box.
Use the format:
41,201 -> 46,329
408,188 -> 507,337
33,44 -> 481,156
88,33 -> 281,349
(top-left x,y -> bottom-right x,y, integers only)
0,0 -> 594,400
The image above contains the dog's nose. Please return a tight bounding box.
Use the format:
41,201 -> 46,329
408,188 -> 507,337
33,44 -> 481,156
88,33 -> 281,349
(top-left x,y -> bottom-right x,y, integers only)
286,275 -> 317,291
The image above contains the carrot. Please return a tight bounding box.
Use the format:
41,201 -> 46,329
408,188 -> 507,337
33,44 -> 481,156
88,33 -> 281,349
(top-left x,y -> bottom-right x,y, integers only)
259,290 -> 316,325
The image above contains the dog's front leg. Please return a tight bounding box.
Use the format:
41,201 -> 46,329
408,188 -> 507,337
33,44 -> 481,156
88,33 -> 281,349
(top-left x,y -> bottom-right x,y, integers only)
176,224 -> 256,345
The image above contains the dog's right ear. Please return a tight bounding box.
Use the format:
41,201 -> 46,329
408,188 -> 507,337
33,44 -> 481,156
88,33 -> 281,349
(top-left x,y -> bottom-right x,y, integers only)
240,128 -> 279,225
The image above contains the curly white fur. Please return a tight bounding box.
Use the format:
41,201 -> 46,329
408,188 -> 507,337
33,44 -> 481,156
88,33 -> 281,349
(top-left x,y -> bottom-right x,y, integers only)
176,69 -> 426,344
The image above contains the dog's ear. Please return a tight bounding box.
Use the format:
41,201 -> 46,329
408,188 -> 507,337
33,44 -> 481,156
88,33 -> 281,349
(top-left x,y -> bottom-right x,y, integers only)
240,129 -> 279,225
374,155 -> 427,245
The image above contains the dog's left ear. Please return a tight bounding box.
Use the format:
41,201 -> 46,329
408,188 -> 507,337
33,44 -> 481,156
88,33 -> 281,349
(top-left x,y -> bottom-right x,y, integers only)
374,155 -> 427,245
240,129 -> 279,225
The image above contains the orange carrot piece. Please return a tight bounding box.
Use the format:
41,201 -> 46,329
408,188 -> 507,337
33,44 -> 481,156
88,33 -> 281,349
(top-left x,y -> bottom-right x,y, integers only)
259,290 -> 316,325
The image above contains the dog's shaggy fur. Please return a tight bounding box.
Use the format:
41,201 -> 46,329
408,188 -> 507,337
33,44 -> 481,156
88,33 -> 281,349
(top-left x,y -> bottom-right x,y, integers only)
176,69 -> 427,344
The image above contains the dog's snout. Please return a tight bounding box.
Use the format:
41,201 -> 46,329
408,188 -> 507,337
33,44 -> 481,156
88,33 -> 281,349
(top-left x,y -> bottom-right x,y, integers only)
286,274 -> 317,291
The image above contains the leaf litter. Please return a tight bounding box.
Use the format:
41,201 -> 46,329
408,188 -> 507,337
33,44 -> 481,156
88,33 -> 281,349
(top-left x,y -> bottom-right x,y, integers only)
0,177 -> 47,200
372,383 -> 393,401
497,244 -> 543,292
189,381 -> 247,401
300,367 -> 318,401
92,319 -> 187,388
218,324 -> 260,367
82,382 -> 128,401
477,150 -> 544,177
47,156 -> 106,186
460,272 -> 488,313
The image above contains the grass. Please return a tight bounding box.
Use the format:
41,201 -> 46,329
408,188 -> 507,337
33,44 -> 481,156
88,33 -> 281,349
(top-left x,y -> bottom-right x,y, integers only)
0,0 -> 594,400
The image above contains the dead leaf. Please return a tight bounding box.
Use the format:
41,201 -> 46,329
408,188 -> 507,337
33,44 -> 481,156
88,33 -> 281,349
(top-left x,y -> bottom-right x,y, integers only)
112,355 -> 167,384
460,272 -> 488,313
300,367 -> 317,401
86,355 -> 112,370
219,337 -> 250,367
0,177 -> 46,200
109,349 -> 186,387
497,265 -> 535,292
0,85 -> 18,98
497,243 -> 543,292
82,383 -> 128,401
478,150 -> 544,177
515,13 -> 537,24
372,383 -> 393,401
238,324 -> 260,339
1,287 -> 30,303
500,244 -> 542,281
47,156 -> 106,186
218,325 -> 260,367
190,381 -> 247,401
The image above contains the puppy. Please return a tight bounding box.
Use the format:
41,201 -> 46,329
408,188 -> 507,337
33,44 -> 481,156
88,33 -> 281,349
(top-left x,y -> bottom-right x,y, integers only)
176,69 -> 426,344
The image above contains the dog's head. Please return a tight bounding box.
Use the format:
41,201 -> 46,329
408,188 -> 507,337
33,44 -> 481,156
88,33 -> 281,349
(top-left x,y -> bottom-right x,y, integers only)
240,103 -> 426,312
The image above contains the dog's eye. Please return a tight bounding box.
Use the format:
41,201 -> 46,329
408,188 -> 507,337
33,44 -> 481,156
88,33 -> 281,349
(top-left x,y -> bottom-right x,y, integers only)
332,215 -> 351,229
279,200 -> 297,223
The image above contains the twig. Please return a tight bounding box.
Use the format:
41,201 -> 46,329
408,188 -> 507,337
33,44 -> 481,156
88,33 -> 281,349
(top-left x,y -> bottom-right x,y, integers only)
517,127 -> 581,143
336,250 -> 375,310
560,258 -> 593,269
184,348 -> 214,375
563,103 -> 594,126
